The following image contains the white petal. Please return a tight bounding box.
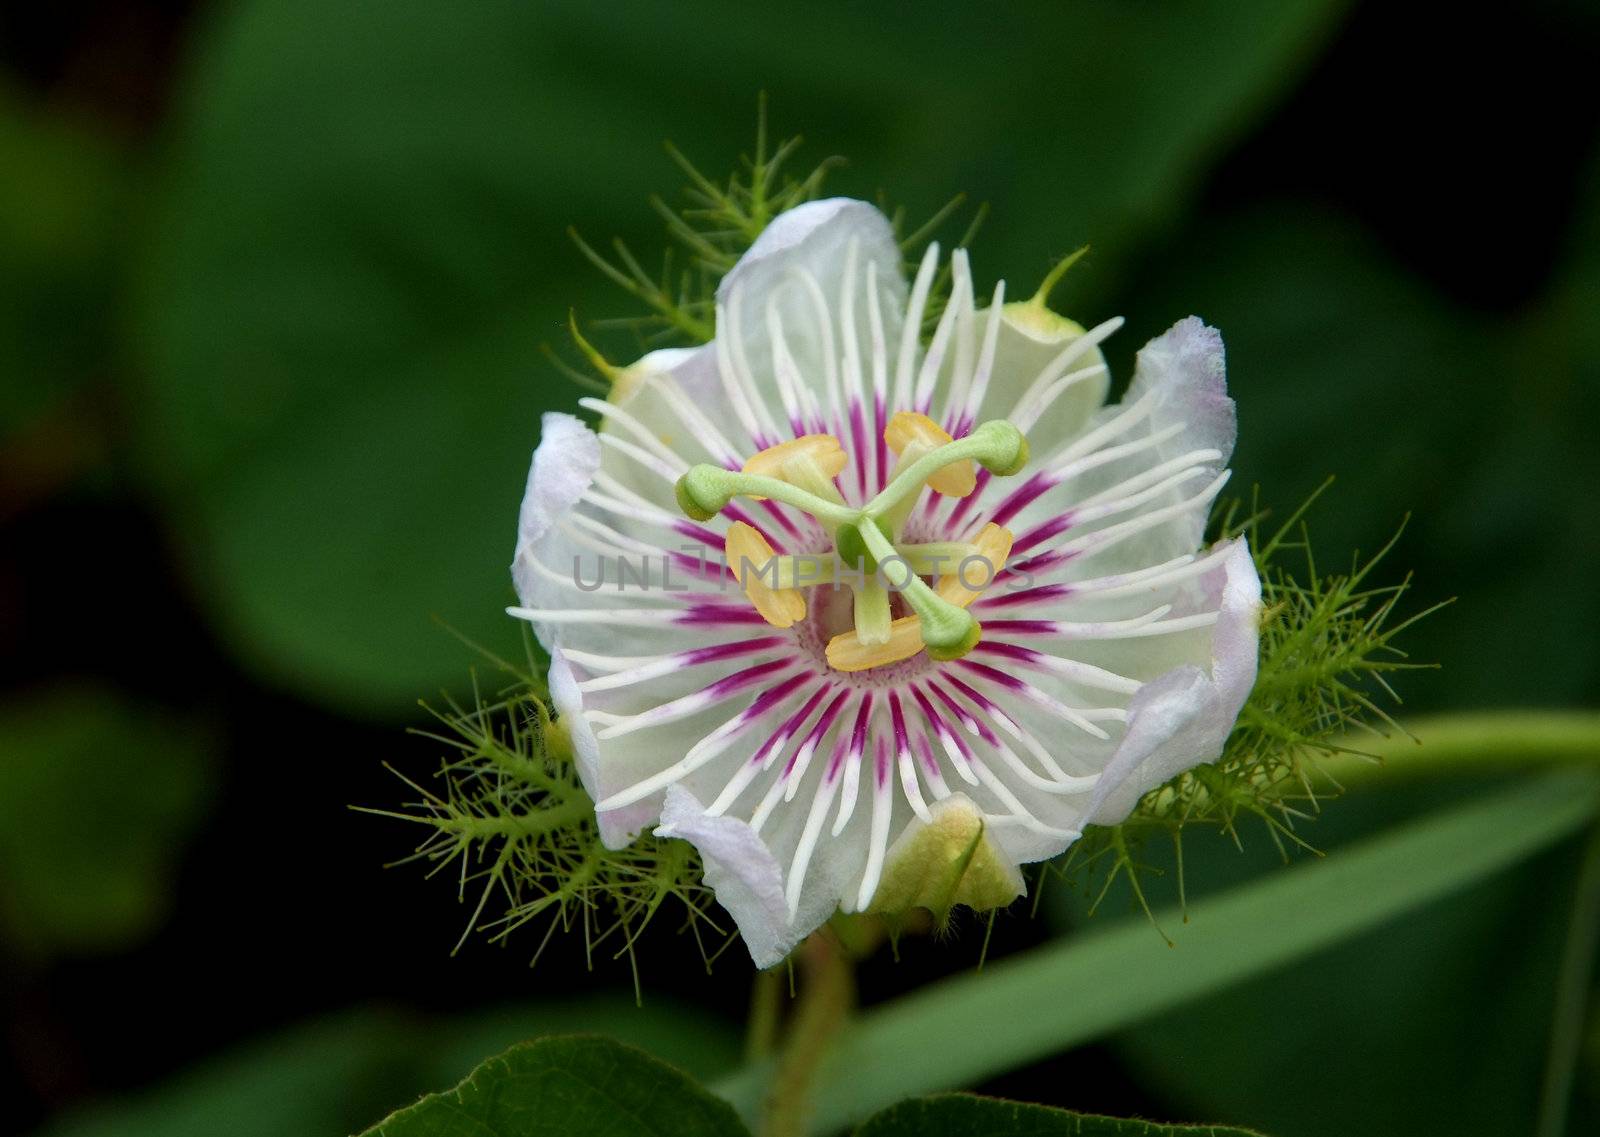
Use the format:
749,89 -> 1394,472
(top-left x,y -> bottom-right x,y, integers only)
1126,316 -> 1235,458
549,649 -> 657,848
1117,316 -> 1236,552
716,198 -> 906,442
656,783 -> 843,969
1085,537 -> 1261,825
510,412 -> 601,608
980,316 -> 1234,575
982,302 -> 1111,454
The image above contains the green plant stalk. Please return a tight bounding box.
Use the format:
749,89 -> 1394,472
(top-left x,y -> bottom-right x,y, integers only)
1322,711 -> 1600,786
713,769 -> 1600,1133
762,934 -> 855,1137
746,968 -> 784,1063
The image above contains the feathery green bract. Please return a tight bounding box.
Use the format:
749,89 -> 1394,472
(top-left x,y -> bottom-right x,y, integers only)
560,98 -> 982,372
361,661 -> 726,990
1047,484 -> 1445,931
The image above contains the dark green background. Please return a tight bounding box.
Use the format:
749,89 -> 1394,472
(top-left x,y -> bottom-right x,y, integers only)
2,1 -> 1596,1134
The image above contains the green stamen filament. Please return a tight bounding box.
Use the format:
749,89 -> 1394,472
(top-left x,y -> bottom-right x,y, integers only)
862,420 -> 1028,524
855,520 -> 978,660
676,466 -> 858,527
674,421 -> 1030,668
770,557 -> 837,590
853,576 -> 893,647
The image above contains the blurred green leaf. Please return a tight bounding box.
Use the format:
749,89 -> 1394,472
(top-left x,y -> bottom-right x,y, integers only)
854,1095 -> 1267,1137
37,998 -> 741,1137
136,0 -> 1347,712
0,84 -> 128,439
0,685 -> 212,955
715,771 -> 1600,1132
1067,781 -> 1582,1137
1118,205 -> 1598,709
357,1035 -> 747,1137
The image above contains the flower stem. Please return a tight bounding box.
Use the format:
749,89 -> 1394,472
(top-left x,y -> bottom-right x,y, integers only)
1321,710 -> 1600,785
760,932 -> 855,1137
746,968 -> 784,1063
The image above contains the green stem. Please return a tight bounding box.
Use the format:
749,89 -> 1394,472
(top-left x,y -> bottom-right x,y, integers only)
760,933 -> 854,1137
1321,710 -> 1600,786
746,969 -> 784,1064
713,771 -> 1600,1134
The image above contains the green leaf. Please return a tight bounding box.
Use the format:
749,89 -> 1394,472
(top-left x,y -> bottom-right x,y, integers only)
855,1095 -> 1266,1137
1117,205 -> 1597,710
714,771 -> 1600,1133
359,1035 -> 748,1137
1079,781 -> 1584,1137
135,0 -> 1346,712
0,685 -> 213,955
37,998 -> 742,1137
0,83 -> 129,440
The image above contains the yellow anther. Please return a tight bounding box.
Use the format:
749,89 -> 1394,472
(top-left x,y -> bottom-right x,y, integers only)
884,412 -> 977,497
825,524 -> 1013,672
740,435 -> 848,501
935,523 -> 1014,607
826,616 -> 925,672
726,522 -> 806,628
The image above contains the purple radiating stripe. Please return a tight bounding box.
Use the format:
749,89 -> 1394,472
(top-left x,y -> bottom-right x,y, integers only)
754,499 -> 807,546
873,394 -> 888,495
718,503 -> 795,553
787,687 -> 851,778
942,670 -> 1008,709
888,690 -> 911,758
752,683 -> 834,766
851,691 -> 875,757
683,636 -> 788,666
989,472 -> 1057,528
829,693 -> 874,780
974,583 -> 1072,610
999,548 -> 1071,581
915,684 -> 972,754
911,683 -> 974,763
673,521 -> 725,549
668,551 -> 727,581
1011,512 -> 1077,555
736,671 -> 813,727
823,724 -> 854,782
848,399 -> 869,499
928,679 -> 1001,747
976,619 -> 1058,636
971,641 -> 1045,666
951,658 -> 1028,693
875,735 -> 891,788
946,469 -> 993,529
912,730 -> 941,777
676,603 -> 770,627
705,657 -> 794,699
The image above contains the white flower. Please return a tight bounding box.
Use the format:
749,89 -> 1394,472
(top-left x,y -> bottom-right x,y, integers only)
510,198 -> 1260,968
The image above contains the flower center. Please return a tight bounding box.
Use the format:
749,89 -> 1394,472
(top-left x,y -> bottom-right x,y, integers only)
675,416 -> 1028,671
